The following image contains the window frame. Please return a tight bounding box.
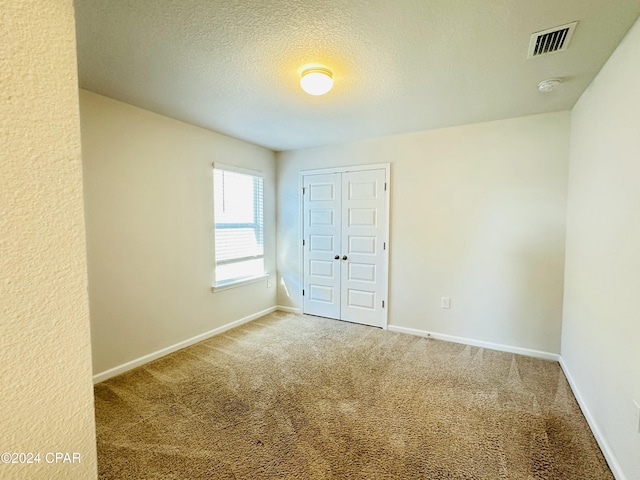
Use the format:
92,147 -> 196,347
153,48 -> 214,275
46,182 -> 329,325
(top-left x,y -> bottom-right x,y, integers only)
211,163 -> 266,291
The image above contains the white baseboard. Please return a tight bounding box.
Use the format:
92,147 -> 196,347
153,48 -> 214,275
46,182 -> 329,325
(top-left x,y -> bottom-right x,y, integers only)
559,357 -> 626,480
387,325 -> 560,362
276,305 -> 301,314
92,306 -> 278,384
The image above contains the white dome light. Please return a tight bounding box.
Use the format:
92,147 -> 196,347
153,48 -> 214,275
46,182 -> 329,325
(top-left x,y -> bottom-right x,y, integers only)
300,68 -> 333,96
538,78 -> 562,93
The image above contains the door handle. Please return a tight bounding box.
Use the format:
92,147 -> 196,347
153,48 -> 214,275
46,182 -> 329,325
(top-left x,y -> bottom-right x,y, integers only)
342,255 -> 348,261
334,255 -> 340,260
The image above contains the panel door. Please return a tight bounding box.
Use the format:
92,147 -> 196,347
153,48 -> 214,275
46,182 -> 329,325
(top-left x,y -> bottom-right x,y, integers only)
340,169 -> 387,328
303,173 -> 341,319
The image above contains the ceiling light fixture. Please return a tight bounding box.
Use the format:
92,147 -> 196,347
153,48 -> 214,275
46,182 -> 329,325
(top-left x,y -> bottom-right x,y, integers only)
300,67 -> 333,96
538,78 -> 562,93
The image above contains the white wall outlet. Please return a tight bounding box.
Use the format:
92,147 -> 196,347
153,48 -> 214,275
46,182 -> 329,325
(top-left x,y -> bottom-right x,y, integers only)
441,297 -> 451,309
634,400 -> 640,434
267,278 -> 272,288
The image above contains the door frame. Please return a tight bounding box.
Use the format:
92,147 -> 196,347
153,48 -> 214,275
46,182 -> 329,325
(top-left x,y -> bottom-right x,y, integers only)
299,163 -> 391,329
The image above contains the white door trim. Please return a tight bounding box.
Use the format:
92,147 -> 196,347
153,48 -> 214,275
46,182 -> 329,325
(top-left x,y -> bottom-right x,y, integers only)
299,163 -> 391,329
301,163 -> 391,176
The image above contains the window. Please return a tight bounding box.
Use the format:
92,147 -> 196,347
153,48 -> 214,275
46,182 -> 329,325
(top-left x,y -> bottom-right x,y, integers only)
213,164 -> 264,287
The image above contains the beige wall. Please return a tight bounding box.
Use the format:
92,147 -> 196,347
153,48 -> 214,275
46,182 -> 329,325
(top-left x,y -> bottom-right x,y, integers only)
80,91 -> 277,376
278,112 -> 570,355
562,17 -> 640,479
0,1 -> 97,478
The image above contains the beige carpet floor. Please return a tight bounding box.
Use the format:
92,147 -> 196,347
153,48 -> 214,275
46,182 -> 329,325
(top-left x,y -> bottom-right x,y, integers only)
95,311 -> 613,479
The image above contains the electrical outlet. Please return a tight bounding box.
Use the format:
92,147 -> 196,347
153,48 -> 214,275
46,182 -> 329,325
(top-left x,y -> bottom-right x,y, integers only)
267,279 -> 272,289
634,400 -> 640,434
441,297 -> 451,309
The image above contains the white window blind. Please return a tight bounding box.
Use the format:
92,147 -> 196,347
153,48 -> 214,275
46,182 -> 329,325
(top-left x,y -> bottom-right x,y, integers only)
213,165 -> 264,286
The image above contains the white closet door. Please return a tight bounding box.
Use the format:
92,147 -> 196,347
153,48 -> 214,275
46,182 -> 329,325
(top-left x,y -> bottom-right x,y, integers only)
303,173 -> 341,319
340,169 -> 387,328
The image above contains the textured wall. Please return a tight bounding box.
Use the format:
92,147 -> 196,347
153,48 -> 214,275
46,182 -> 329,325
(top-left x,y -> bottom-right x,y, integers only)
80,91 -> 277,376
278,112 -> 570,355
0,1 -> 97,478
562,16 -> 640,479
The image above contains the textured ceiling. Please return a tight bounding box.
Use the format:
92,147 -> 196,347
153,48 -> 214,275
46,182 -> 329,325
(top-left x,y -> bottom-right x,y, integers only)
74,0 -> 640,151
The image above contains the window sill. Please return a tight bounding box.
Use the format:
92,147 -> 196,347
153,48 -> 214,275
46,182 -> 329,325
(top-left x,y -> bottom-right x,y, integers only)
211,273 -> 269,293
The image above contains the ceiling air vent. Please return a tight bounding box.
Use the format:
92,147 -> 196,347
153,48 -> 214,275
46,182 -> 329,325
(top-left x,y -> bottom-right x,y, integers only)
527,21 -> 578,59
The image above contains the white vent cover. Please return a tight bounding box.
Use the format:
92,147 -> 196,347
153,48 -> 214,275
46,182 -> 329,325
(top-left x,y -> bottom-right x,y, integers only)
527,21 -> 578,59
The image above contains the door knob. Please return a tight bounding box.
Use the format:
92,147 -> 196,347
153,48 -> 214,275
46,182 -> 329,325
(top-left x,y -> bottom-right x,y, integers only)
342,255 -> 348,261
334,255 -> 340,260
